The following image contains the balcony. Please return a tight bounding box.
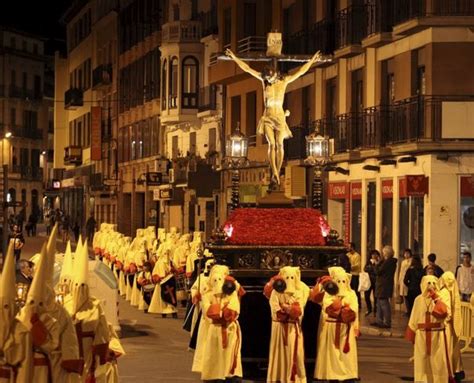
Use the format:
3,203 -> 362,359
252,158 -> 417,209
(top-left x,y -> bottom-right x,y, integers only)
393,0 -> 474,35
162,20 -> 201,43
90,173 -> 104,191
9,166 -> 43,181
284,125 -> 311,160
334,5 -> 366,58
8,86 -> 40,100
362,0 -> 394,48
284,30 -> 309,55
64,88 -> 83,109
198,85 -> 217,113
237,36 -> 266,54
92,64 -> 112,89
309,19 -> 336,55
199,9 -> 218,37
11,126 -> 43,140
64,146 -> 82,165
334,113 -> 364,152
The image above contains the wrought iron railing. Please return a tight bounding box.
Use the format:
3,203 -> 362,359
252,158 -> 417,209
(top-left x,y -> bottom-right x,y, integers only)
237,36 -> 267,54
284,124 -> 311,160
393,0 -> 474,24
335,5 -> 367,49
199,85 -> 217,112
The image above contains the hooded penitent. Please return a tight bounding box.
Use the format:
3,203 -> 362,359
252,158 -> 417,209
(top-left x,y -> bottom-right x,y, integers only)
70,239 -> 90,316
59,241 -> 74,287
0,241 -> 17,349
439,271 -> 462,338
266,266 -> 309,383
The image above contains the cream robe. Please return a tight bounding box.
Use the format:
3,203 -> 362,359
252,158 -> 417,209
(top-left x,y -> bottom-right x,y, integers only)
407,294 -> 451,383
315,291 -> 359,381
267,288 -> 309,383
137,271 -> 153,311
64,297 -> 110,383
0,321 -> 32,383
116,245 -> 128,297
147,255 -> 177,315
200,292 -> 242,380
124,250 -> 136,302
95,324 -> 124,383
130,250 -> 146,307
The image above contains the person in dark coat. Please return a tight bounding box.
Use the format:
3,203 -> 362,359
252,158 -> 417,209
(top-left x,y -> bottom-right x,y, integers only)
423,253 -> 444,278
15,259 -> 33,285
338,252 -> 351,273
371,245 -> 397,328
364,249 -> 380,317
403,255 -> 424,316
8,224 -> 25,264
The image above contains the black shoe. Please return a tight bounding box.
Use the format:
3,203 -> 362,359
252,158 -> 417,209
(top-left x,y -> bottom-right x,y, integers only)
161,314 -> 167,318
365,310 -> 372,317
370,321 -> 381,327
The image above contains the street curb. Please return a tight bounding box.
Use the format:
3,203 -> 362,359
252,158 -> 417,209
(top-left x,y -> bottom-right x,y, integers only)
360,325 -> 404,338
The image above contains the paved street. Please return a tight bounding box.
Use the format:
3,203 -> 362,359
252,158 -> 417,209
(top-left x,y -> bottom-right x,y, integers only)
16,229 -> 474,382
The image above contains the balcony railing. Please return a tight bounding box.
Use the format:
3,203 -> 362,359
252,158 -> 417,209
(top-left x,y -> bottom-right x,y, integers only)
64,146 -> 82,165
8,86 -> 40,100
162,20 -> 201,42
90,173 -> 104,191
198,85 -> 217,112
365,0 -> 393,36
9,166 -> 42,180
11,126 -> 43,140
199,9 -> 218,37
309,19 -> 336,54
92,64 -> 112,89
323,95 -> 474,153
237,36 -> 266,54
335,5 -> 367,49
284,124 -> 311,160
284,30 -> 308,55
393,0 -> 474,24
65,88 -> 83,109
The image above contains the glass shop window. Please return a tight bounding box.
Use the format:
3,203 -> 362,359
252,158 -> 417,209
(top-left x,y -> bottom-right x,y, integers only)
460,176 -> 474,262
399,196 -> 424,257
366,181 -> 376,253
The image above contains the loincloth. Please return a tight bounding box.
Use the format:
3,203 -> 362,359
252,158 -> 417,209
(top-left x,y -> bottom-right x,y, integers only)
257,114 -> 292,139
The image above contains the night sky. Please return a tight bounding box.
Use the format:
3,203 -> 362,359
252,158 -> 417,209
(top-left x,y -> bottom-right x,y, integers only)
0,0 -> 71,54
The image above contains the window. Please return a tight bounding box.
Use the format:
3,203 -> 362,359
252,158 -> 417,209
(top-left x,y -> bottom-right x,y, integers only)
20,148 -> 29,166
326,78 -> 337,117
223,8 -> 231,48
10,108 -> 16,127
189,132 -> 197,155
22,72 -> 27,90
246,91 -> 257,146
351,69 -> 364,112
182,56 -> 198,108
231,95 -> 241,132
208,128 -> 217,152
243,1 -> 257,37
22,40 -> 27,51
173,4 -> 180,21
172,135 -> 179,158
416,66 -> 426,96
161,59 -> 167,109
169,57 -> 178,109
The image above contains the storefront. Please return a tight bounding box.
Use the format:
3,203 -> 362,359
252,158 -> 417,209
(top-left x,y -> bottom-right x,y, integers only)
327,153 -> 474,272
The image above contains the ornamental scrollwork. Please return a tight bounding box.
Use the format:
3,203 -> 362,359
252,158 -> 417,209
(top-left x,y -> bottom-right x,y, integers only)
260,249 -> 293,270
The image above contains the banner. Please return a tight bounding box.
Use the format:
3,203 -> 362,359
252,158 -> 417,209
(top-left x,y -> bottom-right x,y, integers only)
91,106 -> 102,161
382,179 -> 393,199
399,175 -> 429,197
351,182 -> 362,200
328,182 -> 348,199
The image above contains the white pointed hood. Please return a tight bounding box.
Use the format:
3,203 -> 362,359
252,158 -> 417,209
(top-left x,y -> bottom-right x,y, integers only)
0,241 -> 17,348
46,223 -> 59,286
60,241 -> 74,284
70,239 -> 90,315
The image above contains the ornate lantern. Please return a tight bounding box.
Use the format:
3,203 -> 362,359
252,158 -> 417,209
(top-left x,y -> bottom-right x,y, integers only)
225,123 -> 248,160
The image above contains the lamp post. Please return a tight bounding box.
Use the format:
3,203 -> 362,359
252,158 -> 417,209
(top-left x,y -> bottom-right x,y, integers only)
224,123 -> 249,211
305,129 -> 333,212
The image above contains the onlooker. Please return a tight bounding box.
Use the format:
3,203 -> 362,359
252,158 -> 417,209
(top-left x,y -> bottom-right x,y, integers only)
347,242 -> 361,307
398,249 -> 412,315
403,255 -> 424,316
338,251 -> 351,274
8,224 -> 25,264
364,249 -> 380,317
372,245 -> 397,329
86,214 -> 97,245
16,259 -> 33,285
61,214 -> 70,243
456,251 -> 473,302
73,221 -> 80,242
423,253 -> 444,278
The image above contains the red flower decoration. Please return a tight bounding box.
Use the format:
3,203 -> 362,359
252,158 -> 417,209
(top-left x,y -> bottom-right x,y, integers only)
223,208 -> 329,246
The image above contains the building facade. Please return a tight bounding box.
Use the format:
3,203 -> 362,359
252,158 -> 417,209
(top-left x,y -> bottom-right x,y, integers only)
0,27 -> 52,223
209,0 -> 474,270
55,0 -> 119,229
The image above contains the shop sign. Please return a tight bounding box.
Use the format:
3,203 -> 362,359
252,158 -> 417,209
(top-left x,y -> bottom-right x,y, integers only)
406,175 -> 428,196
382,179 -> 393,199
328,182 -> 348,199
153,187 -> 172,201
351,182 -> 362,200
461,175 -> 474,197
91,106 -> 102,161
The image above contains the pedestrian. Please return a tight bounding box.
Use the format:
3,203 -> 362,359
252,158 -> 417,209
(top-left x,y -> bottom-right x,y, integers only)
339,251 -> 351,274
8,224 -> 25,264
61,214 -> 70,243
347,242 -> 361,307
30,211 -> 38,236
423,253 -> 444,278
398,249 -> 412,315
364,249 -> 380,317
86,214 -> 97,244
15,259 -> 33,285
403,255 -> 424,316
371,245 -> 397,329
456,251 -> 473,302
73,221 -> 80,242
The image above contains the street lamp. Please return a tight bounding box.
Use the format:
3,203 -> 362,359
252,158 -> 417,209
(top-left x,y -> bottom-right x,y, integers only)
305,130 -> 333,212
224,123 -> 249,211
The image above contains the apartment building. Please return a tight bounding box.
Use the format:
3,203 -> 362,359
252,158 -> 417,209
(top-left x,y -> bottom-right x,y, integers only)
0,27 -> 52,221
55,0 -> 119,228
209,0 -> 474,270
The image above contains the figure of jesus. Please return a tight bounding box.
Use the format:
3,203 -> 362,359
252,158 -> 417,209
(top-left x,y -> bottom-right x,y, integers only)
225,49 -> 322,185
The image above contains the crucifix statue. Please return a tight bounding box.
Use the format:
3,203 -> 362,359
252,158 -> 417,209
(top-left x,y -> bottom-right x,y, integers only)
222,32 -> 329,187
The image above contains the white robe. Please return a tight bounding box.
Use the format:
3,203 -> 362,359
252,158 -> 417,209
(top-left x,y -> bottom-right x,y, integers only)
407,294 -> 451,383
267,288 -> 309,383
315,291 -> 359,381
148,256 -> 177,315
0,321 -> 32,383
200,292 -> 242,380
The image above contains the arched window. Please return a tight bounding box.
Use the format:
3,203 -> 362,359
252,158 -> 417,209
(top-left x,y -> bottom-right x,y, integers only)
182,56 -> 199,108
161,59 -> 167,110
169,57 -> 179,109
